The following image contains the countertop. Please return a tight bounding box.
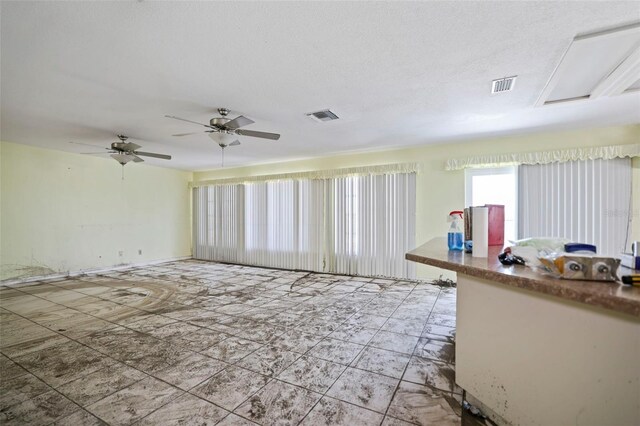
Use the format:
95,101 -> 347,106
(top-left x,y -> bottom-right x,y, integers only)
406,238 -> 640,317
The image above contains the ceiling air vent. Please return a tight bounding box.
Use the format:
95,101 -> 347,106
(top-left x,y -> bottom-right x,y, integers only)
306,109 -> 339,122
491,76 -> 517,94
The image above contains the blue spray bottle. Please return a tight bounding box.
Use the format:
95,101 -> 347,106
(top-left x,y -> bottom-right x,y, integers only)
448,211 -> 464,251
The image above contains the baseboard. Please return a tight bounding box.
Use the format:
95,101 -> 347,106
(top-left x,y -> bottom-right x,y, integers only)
1,256 -> 193,287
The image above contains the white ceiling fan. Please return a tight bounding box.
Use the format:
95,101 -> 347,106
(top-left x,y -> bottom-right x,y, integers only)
165,107 -> 280,166
70,135 -> 172,178
72,135 -> 171,166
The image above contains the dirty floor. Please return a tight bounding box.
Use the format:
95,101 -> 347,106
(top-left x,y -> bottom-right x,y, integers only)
0,260 -> 460,425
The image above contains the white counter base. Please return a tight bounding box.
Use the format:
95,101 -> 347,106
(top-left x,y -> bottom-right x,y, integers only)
456,274 -> 640,426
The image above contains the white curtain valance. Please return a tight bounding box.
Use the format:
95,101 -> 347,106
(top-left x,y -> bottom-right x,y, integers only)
445,144 -> 640,171
191,162 -> 420,187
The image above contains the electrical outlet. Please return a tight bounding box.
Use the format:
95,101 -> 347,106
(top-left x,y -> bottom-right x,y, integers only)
118,251 -> 124,257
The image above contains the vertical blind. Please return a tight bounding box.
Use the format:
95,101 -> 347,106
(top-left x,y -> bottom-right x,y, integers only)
328,174 -> 416,278
243,180 -> 325,271
193,172 -> 416,279
519,158 -> 631,256
193,184 -> 244,263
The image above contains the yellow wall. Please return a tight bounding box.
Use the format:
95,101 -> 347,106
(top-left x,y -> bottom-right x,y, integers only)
194,124 -> 640,280
2,125 -> 636,282
0,141 -> 193,281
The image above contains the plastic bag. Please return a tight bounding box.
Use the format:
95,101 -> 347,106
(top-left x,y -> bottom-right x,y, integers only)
507,237 -> 571,268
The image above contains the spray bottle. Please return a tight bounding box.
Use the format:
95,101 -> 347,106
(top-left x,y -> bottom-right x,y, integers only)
448,210 -> 464,251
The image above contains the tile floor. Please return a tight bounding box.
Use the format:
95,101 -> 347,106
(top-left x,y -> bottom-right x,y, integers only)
0,260 -> 460,425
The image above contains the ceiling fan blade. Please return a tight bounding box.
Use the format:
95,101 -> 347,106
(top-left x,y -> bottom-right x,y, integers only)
80,151 -> 110,154
132,155 -> 144,163
165,115 -> 211,127
224,115 -> 255,130
172,132 -> 201,137
134,151 -> 172,160
229,140 -> 241,146
235,129 -> 281,140
120,142 -> 141,151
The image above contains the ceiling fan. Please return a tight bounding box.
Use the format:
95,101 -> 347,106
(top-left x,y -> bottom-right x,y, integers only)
166,108 -> 280,141
71,135 -> 171,166
165,108 -> 280,167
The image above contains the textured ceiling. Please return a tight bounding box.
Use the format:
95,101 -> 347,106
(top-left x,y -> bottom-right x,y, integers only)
1,1 -> 639,171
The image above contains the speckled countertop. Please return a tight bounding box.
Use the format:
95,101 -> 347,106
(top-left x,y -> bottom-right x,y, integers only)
406,238 -> 640,318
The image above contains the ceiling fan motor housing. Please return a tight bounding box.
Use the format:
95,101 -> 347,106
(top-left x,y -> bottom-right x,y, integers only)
210,117 -> 231,128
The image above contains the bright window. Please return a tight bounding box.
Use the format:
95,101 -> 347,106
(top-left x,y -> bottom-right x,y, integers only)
465,166 -> 518,242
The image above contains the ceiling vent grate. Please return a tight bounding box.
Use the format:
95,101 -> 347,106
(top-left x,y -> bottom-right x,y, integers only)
306,109 -> 339,122
491,76 -> 517,94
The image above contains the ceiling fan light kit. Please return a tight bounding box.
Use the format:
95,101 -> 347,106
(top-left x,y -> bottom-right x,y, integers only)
209,132 -> 239,148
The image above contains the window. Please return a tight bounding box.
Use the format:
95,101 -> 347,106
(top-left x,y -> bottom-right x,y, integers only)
519,158 -> 631,256
242,180 -> 324,270
464,159 -> 632,256
465,166 -> 518,242
192,185 -> 244,262
192,172 -> 416,279
330,173 -> 416,278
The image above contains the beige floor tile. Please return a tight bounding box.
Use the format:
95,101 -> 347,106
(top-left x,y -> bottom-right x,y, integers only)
202,337 -> 263,363
57,363 -> 147,406
277,355 -> 346,393
86,377 -> 182,425
351,346 -> 410,379
152,353 -> 228,390
236,346 -> 300,377
387,381 -> 460,426
307,338 -> 364,365
52,409 -> 108,425
300,396 -> 384,426
14,340 -> 115,387
233,380 -> 321,425
217,413 -> 259,425
403,356 -> 456,392
369,330 -> 420,355
137,393 -> 228,425
0,373 -> 51,408
326,367 -> 398,413
191,365 -> 271,411
0,390 -> 79,426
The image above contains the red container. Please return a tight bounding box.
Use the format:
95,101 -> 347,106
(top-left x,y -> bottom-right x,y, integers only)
485,204 -> 505,246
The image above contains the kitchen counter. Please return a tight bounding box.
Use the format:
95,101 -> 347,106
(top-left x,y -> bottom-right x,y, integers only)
406,237 -> 640,317
406,238 -> 640,426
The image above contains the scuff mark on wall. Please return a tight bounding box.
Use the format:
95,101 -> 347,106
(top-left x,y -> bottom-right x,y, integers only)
0,263 -> 57,281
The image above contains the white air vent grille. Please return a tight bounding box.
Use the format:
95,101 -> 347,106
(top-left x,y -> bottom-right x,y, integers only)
492,76 -> 517,94
306,109 -> 339,122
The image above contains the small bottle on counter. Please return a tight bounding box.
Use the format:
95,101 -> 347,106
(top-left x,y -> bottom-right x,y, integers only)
448,210 -> 464,251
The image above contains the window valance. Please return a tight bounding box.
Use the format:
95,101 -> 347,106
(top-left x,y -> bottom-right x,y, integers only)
191,162 -> 420,187
445,144 -> 640,171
